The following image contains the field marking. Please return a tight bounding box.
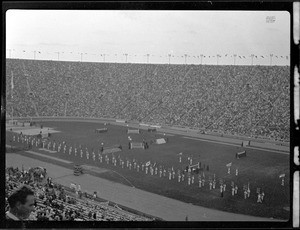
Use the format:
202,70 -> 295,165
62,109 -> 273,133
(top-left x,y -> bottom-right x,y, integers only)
25,150 -> 73,164
39,148 -> 57,153
182,137 -> 289,155
110,170 -> 135,188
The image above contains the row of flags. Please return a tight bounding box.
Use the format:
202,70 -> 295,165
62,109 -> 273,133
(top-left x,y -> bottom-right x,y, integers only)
8,50 -> 289,60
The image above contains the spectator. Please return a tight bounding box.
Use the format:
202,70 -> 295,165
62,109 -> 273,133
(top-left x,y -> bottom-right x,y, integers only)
6,185 -> 35,228
6,59 -> 289,142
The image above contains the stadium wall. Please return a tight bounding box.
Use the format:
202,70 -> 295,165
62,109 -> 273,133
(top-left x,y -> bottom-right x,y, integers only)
162,124 -> 289,148
8,116 -> 289,152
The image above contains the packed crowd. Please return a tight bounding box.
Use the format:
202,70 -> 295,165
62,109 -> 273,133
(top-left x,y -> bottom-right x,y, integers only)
6,59 -> 290,141
5,166 -> 154,221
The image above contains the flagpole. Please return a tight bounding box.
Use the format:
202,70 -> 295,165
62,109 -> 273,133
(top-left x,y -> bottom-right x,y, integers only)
11,71 -> 14,125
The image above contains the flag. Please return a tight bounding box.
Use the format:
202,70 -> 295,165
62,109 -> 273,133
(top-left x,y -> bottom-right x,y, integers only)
279,173 -> 285,178
145,161 -> 151,167
226,162 -> 232,167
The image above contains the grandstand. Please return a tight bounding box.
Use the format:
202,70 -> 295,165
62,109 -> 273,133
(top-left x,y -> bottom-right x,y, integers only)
5,166 -> 156,221
5,59 -> 290,222
6,59 -> 289,143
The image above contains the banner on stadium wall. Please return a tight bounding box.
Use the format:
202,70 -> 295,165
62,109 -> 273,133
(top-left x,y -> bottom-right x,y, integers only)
8,120 -> 17,125
24,122 -> 31,127
151,125 -> 161,129
148,127 -> 156,132
140,123 -> 150,127
242,141 -> 250,147
116,119 -> 127,123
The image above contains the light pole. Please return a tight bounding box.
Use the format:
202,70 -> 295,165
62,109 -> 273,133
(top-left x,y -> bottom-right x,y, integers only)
124,54 -> 128,63
184,54 -> 188,65
55,52 -> 60,61
79,53 -> 87,62
217,54 -> 221,65
200,54 -> 204,65
8,49 -> 15,58
250,54 -> 254,66
233,54 -> 237,65
147,54 -> 150,64
270,54 -> 273,66
168,54 -> 171,64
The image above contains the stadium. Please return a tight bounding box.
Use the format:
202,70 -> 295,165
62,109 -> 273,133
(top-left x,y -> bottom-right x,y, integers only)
5,58 -> 290,223
4,7 -> 295,228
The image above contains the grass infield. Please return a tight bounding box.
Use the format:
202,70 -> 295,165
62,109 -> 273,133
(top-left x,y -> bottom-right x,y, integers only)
6,120 -> 290,220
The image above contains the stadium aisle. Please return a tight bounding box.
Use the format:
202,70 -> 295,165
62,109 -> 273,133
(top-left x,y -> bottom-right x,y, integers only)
6,153 -> 281,222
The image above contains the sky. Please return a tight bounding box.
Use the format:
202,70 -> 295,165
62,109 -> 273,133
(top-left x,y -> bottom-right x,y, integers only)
5,10 -> 290,66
